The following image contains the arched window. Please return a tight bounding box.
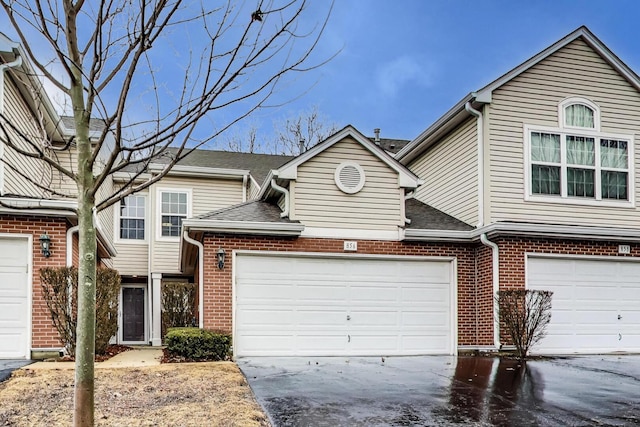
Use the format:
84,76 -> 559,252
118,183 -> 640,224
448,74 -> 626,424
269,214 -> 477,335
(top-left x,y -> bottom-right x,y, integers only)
559,97 -> 600,131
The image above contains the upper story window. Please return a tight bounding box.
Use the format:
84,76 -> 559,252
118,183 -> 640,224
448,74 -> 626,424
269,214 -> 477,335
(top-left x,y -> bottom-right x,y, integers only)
526,97 -> 633,206
119,195 -> 146,240
160,190 -> 189,238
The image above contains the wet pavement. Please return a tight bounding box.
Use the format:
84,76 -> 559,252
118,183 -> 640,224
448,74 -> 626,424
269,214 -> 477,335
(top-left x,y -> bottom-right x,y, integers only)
239,355 -> 640,426
0,360 -> 32,383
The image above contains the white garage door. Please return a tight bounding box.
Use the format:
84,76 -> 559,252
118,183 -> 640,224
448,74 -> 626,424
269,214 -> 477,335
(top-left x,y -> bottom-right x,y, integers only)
0,238 -> 30,359
235,253 -> 455,357
528,256 -> 640,354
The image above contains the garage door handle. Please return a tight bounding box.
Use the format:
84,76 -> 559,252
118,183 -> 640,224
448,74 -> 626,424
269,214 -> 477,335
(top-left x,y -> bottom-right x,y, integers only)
348,335 -> 351,343
618,315 -> 622,320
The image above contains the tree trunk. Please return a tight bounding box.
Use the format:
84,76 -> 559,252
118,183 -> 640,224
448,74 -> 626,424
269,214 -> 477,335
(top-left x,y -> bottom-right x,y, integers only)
73,114 -> 96,426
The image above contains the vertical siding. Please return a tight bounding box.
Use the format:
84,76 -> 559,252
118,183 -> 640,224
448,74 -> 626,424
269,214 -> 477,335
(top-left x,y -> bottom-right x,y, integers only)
293,138 -> 403,230
409,117 -> 478,226
1,76 -> 51,196
150,176 -> 244,273
488,38 -> 640,227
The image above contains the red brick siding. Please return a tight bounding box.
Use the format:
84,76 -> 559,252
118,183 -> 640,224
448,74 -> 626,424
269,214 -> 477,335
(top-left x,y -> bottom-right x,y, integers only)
201,234 -> 481,345
0,215 -> 68,349
494,236 -> 638,343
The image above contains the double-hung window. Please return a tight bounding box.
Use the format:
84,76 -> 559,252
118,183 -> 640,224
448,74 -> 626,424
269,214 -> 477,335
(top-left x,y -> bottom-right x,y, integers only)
119,195 -> 146,240
526,97 -> 633,205
160,191 -> 189,237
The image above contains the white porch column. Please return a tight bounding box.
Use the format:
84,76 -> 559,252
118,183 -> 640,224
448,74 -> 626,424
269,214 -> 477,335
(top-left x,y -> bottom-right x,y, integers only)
151,272 -> 163,346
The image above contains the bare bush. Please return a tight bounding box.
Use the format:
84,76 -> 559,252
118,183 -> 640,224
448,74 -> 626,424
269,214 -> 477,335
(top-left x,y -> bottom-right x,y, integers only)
496,289 -> 553,360
40,267 -> 120,356
161,282 -> 197,337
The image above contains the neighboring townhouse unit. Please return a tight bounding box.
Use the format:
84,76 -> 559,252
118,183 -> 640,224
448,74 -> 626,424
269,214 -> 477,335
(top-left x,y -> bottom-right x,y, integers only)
0,33 -> 116,359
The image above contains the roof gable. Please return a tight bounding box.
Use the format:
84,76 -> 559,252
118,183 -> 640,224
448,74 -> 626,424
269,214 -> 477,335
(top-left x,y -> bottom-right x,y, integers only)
274,125 -> 421,189
397,26 -> 640,163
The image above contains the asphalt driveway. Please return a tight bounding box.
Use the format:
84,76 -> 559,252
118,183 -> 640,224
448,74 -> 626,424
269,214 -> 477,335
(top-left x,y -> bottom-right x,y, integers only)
0,360 -> 32,383
239,355 -> 640,426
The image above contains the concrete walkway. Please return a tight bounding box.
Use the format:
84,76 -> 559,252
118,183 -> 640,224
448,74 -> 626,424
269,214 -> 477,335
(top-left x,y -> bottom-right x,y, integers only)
25,347 -> 163,370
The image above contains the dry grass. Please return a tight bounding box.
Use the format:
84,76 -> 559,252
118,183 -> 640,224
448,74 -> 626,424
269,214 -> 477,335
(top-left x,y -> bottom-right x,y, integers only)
0,362 -> 269,426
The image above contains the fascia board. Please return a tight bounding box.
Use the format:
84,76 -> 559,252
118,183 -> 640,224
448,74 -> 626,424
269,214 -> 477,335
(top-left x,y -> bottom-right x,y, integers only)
256,170 -> 276,200
148,164 -> 249,178
112,171 -> 153,182
404,222 -> 640,242
183,219 -> 304,236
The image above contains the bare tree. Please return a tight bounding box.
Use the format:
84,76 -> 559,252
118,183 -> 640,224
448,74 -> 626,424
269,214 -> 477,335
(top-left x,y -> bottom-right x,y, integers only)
271,105 -> 338,155
0,1 -> 332,425
223,121 -> 260,153
496,289 -> 553,360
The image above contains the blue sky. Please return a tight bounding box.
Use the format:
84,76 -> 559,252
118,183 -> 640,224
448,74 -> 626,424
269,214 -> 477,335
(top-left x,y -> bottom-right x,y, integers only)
2,1 -> 640,149
256,0 -> 640,143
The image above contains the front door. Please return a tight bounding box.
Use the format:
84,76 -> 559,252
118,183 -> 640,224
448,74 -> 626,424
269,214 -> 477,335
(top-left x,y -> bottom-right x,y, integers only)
122,287 -> 146,342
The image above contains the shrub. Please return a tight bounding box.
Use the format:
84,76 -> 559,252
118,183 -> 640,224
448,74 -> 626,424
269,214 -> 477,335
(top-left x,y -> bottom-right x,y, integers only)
496,289 -> 553,360
40,266 -> 120,357
161,282 -> 197,337
165,327 -> 232,361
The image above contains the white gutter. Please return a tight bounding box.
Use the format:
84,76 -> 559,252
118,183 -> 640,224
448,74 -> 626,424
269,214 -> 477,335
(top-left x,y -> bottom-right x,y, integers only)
148,164 -> 249,179
480,233 -> 501,349
66,225 -> 79,267
182,231 -> 204,329
270,179 -> 290,218
0,53 -> 22,112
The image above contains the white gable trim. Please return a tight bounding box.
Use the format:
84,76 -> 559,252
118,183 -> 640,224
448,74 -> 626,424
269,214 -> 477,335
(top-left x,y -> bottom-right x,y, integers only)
275,125 -> 421,188
475,26 -> 640,100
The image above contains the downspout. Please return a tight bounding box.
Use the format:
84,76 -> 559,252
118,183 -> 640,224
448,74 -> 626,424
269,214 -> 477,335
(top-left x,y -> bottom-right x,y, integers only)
66,225 -> 79,267
270,179 -> 289,218
183,231 -> 204,329
0,54 -> 22,112
465,101 -> 501,350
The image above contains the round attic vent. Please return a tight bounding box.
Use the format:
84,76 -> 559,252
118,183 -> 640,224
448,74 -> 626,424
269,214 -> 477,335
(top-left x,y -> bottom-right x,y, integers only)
334,162 -> 365,194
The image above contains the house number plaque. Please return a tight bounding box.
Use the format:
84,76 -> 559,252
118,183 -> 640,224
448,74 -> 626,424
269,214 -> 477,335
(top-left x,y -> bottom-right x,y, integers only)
344,241 -> 358,251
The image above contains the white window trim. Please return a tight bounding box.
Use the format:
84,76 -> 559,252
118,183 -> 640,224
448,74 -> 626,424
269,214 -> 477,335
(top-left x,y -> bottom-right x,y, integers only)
115,194 -> 148,244
523,124 -> 635,208
558,96 -> 601,132
156,187 -> 192,242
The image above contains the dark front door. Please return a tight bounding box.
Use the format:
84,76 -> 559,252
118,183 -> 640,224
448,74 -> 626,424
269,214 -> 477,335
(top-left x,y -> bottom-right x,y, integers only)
122,287 -> 145,342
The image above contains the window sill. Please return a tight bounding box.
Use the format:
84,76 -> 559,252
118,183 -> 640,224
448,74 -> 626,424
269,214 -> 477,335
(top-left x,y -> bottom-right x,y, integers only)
524,194 -> 635,209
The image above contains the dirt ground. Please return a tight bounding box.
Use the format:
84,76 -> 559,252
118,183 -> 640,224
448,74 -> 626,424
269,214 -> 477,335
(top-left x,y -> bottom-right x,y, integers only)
0,362 -> 269,426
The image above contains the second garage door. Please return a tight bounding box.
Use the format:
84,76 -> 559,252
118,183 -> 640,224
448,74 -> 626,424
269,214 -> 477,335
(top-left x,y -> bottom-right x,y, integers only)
235,253 -> 456,357
0,237 -> 30,359
527,256 -> 640,354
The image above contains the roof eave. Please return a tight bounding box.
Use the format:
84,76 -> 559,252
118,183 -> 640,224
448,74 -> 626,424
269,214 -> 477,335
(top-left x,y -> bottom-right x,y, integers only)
183,219 -> 304,236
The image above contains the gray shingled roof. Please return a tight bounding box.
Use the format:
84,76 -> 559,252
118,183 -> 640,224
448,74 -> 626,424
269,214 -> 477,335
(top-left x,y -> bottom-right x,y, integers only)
60,116 -> 106,132
367,137 -> 410,154
197,200 -> 300,224
405,198 -> 473,231
158,147 -> 293,184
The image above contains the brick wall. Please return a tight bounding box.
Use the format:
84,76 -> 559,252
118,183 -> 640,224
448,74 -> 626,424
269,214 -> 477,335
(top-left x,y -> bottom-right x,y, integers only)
201,234 -> 482,345
0,215 -> 68,349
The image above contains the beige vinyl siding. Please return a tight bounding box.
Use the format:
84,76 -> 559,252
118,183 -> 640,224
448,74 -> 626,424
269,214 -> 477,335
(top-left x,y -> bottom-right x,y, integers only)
488,38 -> 640,228
96,174 -> 115,246
51,149 -> 78,197
1,76 -> 50,196
409,117 -> 478,226
293,138 -> 402,230
112,243 -> 148,276
150,175 -> 244,273
248,178 -> 261,200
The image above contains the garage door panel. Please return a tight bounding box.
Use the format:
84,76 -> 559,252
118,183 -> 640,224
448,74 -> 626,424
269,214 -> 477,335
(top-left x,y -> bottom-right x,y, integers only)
235,254 -> 455,356
529,257 -> 640,354
0,238 -> 29,359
